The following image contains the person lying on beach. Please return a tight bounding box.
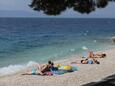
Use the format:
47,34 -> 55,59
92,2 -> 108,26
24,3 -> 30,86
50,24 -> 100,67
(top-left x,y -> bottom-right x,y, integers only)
88,51 -> 106,58
83,58 -> 100,64
22,61 -> 54,76
71,58 -> 100,64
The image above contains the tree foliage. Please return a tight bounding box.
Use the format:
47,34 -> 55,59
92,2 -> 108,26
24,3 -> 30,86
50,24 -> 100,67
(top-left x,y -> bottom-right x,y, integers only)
29,0 -> 113,15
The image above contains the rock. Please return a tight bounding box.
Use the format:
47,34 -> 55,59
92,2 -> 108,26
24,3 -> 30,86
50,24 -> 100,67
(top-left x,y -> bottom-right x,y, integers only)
112,37 -> 115,42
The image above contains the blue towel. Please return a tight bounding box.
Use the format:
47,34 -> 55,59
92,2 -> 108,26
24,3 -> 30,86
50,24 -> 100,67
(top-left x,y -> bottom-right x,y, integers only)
88,60 -> 94,64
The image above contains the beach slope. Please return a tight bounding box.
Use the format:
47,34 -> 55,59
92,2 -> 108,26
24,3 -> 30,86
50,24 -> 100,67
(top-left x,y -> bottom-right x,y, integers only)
0,49 -> 115,86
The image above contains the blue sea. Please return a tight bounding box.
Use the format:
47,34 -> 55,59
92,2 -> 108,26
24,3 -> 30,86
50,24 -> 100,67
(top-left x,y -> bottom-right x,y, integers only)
0,18 -> 115,75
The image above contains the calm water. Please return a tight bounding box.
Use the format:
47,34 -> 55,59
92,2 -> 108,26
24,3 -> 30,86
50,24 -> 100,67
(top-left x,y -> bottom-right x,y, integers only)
0,18 -> 115,68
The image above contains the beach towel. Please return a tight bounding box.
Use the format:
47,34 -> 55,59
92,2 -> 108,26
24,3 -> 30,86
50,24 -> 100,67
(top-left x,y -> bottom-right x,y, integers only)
88,60 -> 94,64
51,66 -> 78,75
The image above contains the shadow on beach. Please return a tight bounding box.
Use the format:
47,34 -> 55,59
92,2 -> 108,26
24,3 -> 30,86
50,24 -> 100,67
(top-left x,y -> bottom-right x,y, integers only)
82,74 -> 115,86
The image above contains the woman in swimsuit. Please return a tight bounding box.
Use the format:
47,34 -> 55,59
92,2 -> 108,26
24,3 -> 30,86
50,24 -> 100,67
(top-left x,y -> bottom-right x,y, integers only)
22,61 -> 54,75
81,58 -> 100,64
71,58 -> 100,64
88,51 -> 106,58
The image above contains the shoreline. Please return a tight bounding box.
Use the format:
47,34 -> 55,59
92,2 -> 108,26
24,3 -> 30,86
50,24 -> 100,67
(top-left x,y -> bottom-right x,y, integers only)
0,48 -> 115,86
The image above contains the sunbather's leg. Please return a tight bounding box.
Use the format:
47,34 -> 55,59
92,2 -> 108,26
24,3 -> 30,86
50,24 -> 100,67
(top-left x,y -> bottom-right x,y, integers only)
22,71 -> 41,75
22,71 -> 33,75
88,51 -> 94,58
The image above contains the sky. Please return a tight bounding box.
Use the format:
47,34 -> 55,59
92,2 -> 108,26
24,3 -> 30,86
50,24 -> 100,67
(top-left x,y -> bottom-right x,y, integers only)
0,0 -> 115,18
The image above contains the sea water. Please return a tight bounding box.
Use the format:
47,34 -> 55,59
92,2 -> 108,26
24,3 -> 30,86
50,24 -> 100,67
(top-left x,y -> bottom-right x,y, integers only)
0,18 -> 115,76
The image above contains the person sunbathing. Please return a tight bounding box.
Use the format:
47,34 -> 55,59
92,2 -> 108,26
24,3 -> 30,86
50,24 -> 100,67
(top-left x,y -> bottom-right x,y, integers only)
88,51 -> 106,58
81,58 -> 100,64
71,58 -> 100,64
22,61 -> 54,75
